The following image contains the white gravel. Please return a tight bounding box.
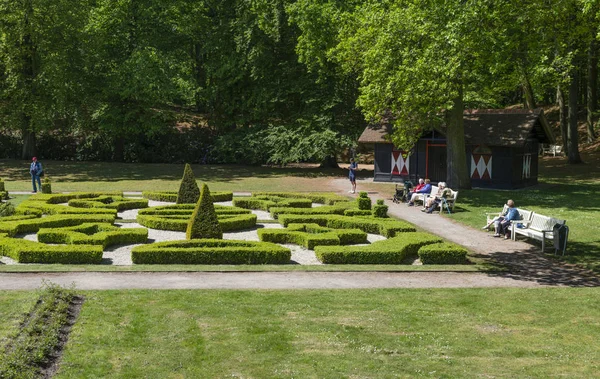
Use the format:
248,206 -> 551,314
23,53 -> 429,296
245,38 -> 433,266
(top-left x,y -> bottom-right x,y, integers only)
2,201 -> 388,266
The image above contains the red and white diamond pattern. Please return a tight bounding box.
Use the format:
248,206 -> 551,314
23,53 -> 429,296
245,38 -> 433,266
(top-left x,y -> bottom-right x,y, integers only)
471,154 -> 492,180
391,151 -> 409,176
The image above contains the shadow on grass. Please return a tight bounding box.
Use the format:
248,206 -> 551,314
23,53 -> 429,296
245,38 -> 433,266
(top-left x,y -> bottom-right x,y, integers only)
472,245 -> 600,287
0,160 -> 373,183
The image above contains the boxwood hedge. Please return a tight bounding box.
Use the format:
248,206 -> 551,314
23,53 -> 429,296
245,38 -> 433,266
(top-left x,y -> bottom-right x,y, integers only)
67,196 -> 148,211
0,214 -> 116,237
186,184 -> 222,239
176,163 -> 201,204
17,200 -> 118,216
131,239 -> 291,264
142,191 -> 234,203
258,223 -> 367,249
314,232 -> 443,264
37,223 -> 148,248
233,196 -> 313,211
28,192 -> 123,204
277,214 -> 415,237
418,243 -> 469,264
0,237 -> 103,264
252,192 -> 349,205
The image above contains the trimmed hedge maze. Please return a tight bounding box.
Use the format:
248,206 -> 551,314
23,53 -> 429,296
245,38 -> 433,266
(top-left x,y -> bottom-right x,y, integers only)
131,239 -> 291,264
137,204 -> 257,232
0,190 -> 471,266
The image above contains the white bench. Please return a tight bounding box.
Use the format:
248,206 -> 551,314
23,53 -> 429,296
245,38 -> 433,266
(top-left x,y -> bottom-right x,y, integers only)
411,185 -> 437,206
484,207 -> 533,231
541,144 -> 563,157
425,190 -> 459,214
511,212 -> 566,251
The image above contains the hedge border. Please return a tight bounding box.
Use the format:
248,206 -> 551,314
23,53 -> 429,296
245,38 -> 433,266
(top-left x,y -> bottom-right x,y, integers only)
142,191 -> 233,203
37,223 -> 148,249
418,242 -> 469,264
67,196 -> 149,212
277,214 -> 415,237
0,214 -> 116,237
0,237 -> 103,264
258,223 -> 367,249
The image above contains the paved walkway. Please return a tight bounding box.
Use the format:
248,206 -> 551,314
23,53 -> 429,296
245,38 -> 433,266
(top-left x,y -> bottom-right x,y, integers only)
1,185 -> 599,290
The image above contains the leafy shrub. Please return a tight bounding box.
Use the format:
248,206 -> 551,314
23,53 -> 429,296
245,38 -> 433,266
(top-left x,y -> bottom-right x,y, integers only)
38,223 -> 148,248
252,192 -> 349,205
131,239 -> 291,264
277,214 -> 415,237
41,177 -> 52,194
315,232 -> 443,264
176,163 -> 200,204
0,214 -> 116,237
186,184 -> 222,239
233,196 -> 313,211
0,202 -> 15,217
357,192 -> 372,210
0,237 -> 103,263
67,196 -> 148,211
29,192 -> 123,204
270,202 -> 354,218
343,209 -> 372,216
258,224 -> 367,249
143,191 -> 233,202
18,200 -> 118,216
137,204 -> 255,232
0,178 -> 5,192
0,191 -> 7,201
418,243 -> 469,264
372,201 -> 389,218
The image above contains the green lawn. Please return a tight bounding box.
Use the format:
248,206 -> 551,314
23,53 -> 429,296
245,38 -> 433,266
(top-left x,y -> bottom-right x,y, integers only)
53,288 -> 600,378
0,291 -> 39,345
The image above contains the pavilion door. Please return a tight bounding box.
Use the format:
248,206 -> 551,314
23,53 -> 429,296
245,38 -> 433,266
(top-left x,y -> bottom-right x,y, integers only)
427,145 -> 446,182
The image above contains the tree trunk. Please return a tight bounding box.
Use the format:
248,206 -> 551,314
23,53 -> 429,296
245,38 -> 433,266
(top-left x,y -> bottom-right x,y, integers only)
113,136 -> 125,162
319,155 -> 339,169
21,123 -> 37,160
587,40 -> 597,142
557,85 -> 569,156
522,75 -> 536,110
193,43 -> 206,113
568,70 -> 583,164
445,84 -> 471,189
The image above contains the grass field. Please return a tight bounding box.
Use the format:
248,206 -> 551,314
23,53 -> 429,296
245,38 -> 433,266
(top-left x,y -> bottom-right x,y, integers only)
0,291 -> 38,345
48,288 -> 599,378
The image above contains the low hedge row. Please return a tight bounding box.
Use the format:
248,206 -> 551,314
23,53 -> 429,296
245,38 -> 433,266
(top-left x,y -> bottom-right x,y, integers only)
0,214 -> 39,222
67,196 -> 148,211
277,214 -> 415,237
131,239 -> 291,264
343,209 -> 372,217
28,192 -> 123,204
142,191 -> 233,202
232,196 -> 313,211
252,192 -> 349,205
0,214 -> 116,237
0,237 -> 103,263
38,223 -> 148,248
17,200 -> 117,216
138,204 -> 250,216
0,191 -> 7,201
314,232 -> 443,264
269,201 -> 356,219
258,223 -> 367,249
137,213 -> 257,232
418,243 -> 469,264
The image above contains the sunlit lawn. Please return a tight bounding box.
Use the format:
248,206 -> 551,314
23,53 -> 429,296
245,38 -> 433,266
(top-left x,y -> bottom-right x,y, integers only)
54,288 -> 600,378
0,291 -> 39,345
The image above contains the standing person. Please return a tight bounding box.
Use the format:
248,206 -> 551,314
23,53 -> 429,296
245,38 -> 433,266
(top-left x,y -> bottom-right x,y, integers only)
348,158 -> 358,194
29,157 -> 43,193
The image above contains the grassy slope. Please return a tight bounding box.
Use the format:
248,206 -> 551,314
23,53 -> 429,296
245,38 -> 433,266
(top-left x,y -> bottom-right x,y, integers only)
56,288 -> 600,378
0,291 -> 39,344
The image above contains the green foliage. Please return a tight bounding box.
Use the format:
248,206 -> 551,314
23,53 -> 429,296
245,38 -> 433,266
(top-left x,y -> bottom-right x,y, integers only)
41,177 -> 52,194
0,179 -> 4,192
143,191 -> 233,202
233,196 -> 313,211
315,232 -> 443,264
418,243 -> 469,265
18,200 -> 117,216
0,202 -> 16,217
0,284 -> 75,378
0,237 -> 103,263
343,209 -> 372,216
137,204 -> 255,232
131,239 -> 291,264
176,164 -> 200,204
372,201 -> 389,218
67,196 -> 148,212
186,184 -> 222,239
258,223 -> 367,249
278,214 -> 416,237
252,192 -> 349,205
37,223 -> 148,249
357,192 -> 371,210
0,214 -> 116,237
270,202 -> 354,218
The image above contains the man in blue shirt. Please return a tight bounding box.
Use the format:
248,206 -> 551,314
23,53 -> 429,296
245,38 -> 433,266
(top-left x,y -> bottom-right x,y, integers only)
29,157 -> 43,193
407,178 -> 432,206
494,199 -> 519,239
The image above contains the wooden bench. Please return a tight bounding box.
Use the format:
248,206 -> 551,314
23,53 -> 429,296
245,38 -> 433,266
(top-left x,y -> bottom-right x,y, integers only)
511,212 -> 566,252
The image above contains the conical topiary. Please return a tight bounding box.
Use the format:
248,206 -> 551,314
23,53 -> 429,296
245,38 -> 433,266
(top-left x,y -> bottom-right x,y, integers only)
186,184 -> 223,240
176,163 -> 200,204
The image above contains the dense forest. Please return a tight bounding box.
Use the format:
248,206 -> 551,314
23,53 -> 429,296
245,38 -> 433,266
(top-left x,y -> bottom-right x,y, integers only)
0,0 -> 598,176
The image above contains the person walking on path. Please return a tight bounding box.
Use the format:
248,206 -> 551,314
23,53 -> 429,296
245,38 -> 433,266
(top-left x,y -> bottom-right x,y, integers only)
29,157 -> 43,193
348,158 -> 358,193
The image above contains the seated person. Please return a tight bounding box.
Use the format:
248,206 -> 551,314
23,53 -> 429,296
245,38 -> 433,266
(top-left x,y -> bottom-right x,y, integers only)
494,200 -> 519,239
406,178 -> 425,202
482,202 -> 510,230
422,182 -> 452,213
407,179 -> 431,206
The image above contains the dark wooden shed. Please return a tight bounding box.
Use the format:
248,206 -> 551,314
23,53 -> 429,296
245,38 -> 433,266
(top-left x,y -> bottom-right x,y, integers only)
357,109 -> 555,189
